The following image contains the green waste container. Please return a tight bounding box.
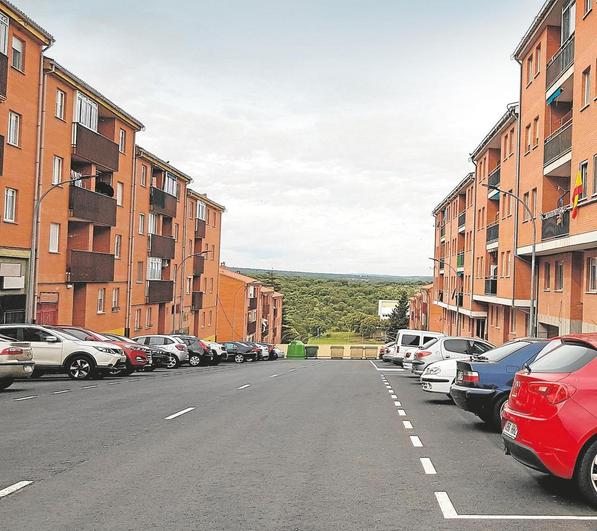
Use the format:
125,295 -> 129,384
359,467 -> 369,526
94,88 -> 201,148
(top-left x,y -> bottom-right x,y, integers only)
305,345 -> 319,358
287,340 -> 306,359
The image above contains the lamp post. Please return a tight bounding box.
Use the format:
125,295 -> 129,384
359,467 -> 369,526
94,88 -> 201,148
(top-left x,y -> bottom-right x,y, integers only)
482,184 -> 537,337
429,257 -> 461,335
171,250 -> 211,333
27,174 -> 95,323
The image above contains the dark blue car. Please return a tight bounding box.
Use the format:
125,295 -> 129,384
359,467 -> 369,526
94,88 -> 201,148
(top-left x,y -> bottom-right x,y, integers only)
450,339 -> 553,429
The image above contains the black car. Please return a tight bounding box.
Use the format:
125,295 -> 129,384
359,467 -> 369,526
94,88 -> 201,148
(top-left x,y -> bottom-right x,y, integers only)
172,335 -> 213,366
221,342 -> 259,363
256,342 -> 278,360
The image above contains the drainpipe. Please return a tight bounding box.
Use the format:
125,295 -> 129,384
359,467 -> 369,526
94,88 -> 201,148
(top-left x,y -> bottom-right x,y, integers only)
27,47 -> 54,324
124,146 -> 138,337
178,183 -> 188,333
469,165 -> 478,338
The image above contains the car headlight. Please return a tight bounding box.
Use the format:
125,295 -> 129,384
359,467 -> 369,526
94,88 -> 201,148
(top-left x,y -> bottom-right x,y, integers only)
94,346 -> 114,354
425,366 -> 441,375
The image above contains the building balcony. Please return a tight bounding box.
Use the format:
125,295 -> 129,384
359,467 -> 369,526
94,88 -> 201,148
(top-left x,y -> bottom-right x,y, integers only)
150,187 -> 177,218
149,234 -> 175,260
485,278 -> 498,296
458,212 -> 466,230
546,36 -> 574,90
544,120 -> 572,171
457,252 -> 465,269
69,185 -> 117,226
72,123 -> 119,172
0,52 -> 7,100
247,320 -> 257,335
68,250 -> 115,283
488,167 -> 501,199
147,280 -> 174,304
486,222 -> 499,245
541,208 -> 570,241
248,297 -> 258,310
191,291 -> 203,311
193,255 -> 205,277
440,225 -> 446,239
195,218 -> 206,239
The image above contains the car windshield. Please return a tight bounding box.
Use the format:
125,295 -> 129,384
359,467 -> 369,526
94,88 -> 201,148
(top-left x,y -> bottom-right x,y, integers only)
529,342 -> 597,373
473,341 -> 531,362
420,338 -> 438,350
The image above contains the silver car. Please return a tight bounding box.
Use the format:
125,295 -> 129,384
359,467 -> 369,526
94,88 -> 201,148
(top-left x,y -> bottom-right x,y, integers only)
0,334 -> 34,390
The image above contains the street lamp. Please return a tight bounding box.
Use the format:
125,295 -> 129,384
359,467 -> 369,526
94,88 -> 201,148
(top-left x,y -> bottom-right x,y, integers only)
171,250 -> 212,333
429,257 -> 461,335
482,183 -> 537,337
27,173 -> 95,323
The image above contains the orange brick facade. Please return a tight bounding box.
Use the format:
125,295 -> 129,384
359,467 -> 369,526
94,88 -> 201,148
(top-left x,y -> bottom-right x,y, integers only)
408,284 -> 441,332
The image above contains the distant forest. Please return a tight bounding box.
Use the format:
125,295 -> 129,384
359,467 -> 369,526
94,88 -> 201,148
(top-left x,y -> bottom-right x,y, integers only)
233,268 -> 426,343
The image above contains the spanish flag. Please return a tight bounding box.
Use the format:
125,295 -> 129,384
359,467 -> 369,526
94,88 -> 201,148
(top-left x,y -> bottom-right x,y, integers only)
571,171 -> 583,219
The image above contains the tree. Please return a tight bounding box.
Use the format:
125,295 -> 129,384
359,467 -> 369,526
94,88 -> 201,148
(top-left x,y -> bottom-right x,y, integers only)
386,292 -> 409,340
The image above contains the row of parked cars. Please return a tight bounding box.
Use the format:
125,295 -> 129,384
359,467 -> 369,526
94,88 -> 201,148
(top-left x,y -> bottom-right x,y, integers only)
380,329 -> 597,507
0,323 -> 283,390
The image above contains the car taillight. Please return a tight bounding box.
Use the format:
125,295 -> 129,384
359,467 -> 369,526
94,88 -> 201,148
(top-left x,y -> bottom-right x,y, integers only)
416,351 -> 432,359
462,371 -> 479,383
0,347 -> 23,355
252,347 -> 260,352
175,344 -> 186,351
528,382 -> 576,405
198,341 -> 208,350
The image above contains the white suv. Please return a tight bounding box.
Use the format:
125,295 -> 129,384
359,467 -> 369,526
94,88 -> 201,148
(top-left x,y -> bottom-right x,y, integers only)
0,325 -> 126,380
132,335 -> 189,369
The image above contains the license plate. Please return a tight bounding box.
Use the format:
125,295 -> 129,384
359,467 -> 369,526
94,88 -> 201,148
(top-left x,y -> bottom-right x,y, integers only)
503,421 -> 518,439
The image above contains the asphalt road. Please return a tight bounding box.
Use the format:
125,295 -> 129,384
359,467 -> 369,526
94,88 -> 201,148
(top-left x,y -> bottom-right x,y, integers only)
1,359 -> 596,530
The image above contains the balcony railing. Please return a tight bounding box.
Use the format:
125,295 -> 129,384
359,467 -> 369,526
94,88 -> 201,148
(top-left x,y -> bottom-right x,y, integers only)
541,208 -> 570,241
195,218 -> 206,239
193,255 -> 205,276
150,187 -> 177,218
485,278 -> 498,295
488,167 -> 501,190
454,293 -> 463,307
68,250 -> 115,283
544,120 -> 572,167
457,252 -> 465,268
191,291 -> 203,311
486,222 -> 499,244
439,258 -> 445,270
149,234 -> 175,259
248,297 -> 258,310
147,280 -> 174,304
458,212 -> 466,228
546,36 -> 574,89
440,225 -> 445,238
247,320 -> 257,335
72,123 -> 119,172
69,185 -> 117,226
0,52 -> 7,99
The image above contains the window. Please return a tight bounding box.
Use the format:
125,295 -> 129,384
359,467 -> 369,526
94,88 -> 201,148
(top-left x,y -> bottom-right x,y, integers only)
562,1 -> 576,42
186,276 -> 192,294
544,262 -> 551,290
531,188 -> 537,216
523,192 -> 530,221
11,36 -> 24,71
52,156 -> 63,185
97,288 -> 106,314
210,277 -> 214,293
147,258 -> 162,280
55,90 -> 66,120
555,261 -> 564,291
75,92 -> 98,131
507,190 -> 513,216
509,128 -> 514,155
112,288 -> 120,311
164,172 -> 177,196
116,182 -> 124,206
510,310 -> 516,334
400,334 -> 420,347
49,223 -> 60,253
535,44 -> 541,75
196,201 -> 206,221
136,261 -> 144,283
580,161 -> 588,199
8,111 -> 20,146
174,223 -> 179,241
505,251 -> 511,277
4,188 -> 16,222
201,311 -> 206,328
208,310 -> 212,327
138,213 -> 145,234
119,129 -> 126,153
148,213 -> 157,235
0,13 -> 8,55
531,343 -> 597,374
524,124 -> 531,152
114,234 -> 122,259
248,309 -> 257,323
526,55 -> 533,84
145,307 -> 152,328
444,339 -> 470,354
587,257 -> 597,292
134,309 -> 141,330
140,165 -> 147,187
533,117 -> 539,147
582,68 -> 591,108
585,0 -> 593,15
503,134 -> 508,160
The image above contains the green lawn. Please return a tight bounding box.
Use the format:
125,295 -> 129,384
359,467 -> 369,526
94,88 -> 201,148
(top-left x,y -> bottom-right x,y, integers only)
306,331 -> 381,345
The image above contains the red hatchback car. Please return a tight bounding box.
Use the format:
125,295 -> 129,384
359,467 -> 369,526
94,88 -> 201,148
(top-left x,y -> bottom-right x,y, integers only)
502,334 -> 597,506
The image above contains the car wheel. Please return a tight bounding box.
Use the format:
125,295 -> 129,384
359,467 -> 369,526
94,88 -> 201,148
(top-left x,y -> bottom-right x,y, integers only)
165,354 -> 180,369
108,367 -> 125,377
188,353 -> 202,367
234,353 -> 245,364
0,378 -> 14,391
210,353 -> 221,365
490,395 -> 510,430
576,439 -> 597,507
67,355 -> 95,380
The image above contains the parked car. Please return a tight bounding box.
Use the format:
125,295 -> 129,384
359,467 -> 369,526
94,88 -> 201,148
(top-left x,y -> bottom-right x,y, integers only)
405,337 -> 494,374
0,324 -> 126,380
221,342 -> 259,363
380,342 -> 395,361
245,342 -> 269,360
172,335 -> 212,366
0,334 -> 34,390
450,339 -> 552,428
257,342 -> 278,360
102,333 -> 168,371
132,335 -> 189,369
419,359 -> 459,398
205,341 -> 225,365
502,335 -> 597,506
387,330 -> 444,365
51,326 -> 149,376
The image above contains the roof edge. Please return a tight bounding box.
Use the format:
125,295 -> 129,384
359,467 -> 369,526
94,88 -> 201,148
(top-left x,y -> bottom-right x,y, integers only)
432,173 -> 475,215
135,146 -> 193,183
187,188 -> 226,212
470,103 -> 519,160
513,0 -> 558,60
1,0 -> 54,45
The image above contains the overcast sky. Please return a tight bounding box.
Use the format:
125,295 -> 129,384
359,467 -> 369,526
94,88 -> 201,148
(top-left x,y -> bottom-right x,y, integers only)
24,0 -> 541,276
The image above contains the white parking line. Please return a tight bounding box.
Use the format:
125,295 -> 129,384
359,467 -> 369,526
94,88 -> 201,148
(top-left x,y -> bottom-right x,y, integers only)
434,491 -> 597,520
81,385 -> 96,389
398,409 -> 407,416
270,374 -> 280,378
0,481 -> 33,499
52,390 -> 70,395
403,421 -> 413,429
14,396 -> 37,402
410,436 -> 423,448
237,384 -> 251,390
107,382 -> 120,385
420,458 -> 437,475
164,407 -> 195,420
390,394 -> 398,399
369,360 -> 404,372
394,401 -> 402,407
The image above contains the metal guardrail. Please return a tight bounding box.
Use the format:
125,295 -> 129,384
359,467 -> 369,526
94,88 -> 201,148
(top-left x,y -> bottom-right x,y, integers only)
544,120 -> 572,166
458,212 -> 466,227
546,37 -> 574,89
486,222 -> 499,244
541,208 -> 570,241
485,278 -> 497,295
488,167 -> 501,190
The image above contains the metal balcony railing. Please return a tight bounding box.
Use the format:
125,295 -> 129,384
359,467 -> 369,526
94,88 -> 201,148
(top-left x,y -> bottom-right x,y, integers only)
72,123 -> 119,172
486,222 -> 499,244
150,187 -> 177,218
458,212 -> 466,228
457,253 -> 465,268
544,120 -> 572,167
248,297 -> 258,310
193,255 -> 205,276
195,218 -> 206,239
147,280 -> 174,304
68,250 -> 115,283
149,234 -> 175,260
69,185 -> 117,226
191,292 -> 203,311
485,278 -> 498,295
546,36 -> 574,89
541,208 -> 570,241
488,167 -> 501,190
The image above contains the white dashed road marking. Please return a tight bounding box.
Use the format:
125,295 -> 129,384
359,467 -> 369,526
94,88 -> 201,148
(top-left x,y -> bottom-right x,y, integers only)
420,458 -> 437,475
391,394 -> 398,399
237,384 -> 251,390
81,385 -> 96,389
403,421 -> 413,429
410,436 -> 423,448
52,390 -> 70,395
270,374 -> 280,378
164,407 -> 195,420
394,401 -> 401,407
398,409 -> 407,416
0,481 -> 33,499
14,396 -> 37,402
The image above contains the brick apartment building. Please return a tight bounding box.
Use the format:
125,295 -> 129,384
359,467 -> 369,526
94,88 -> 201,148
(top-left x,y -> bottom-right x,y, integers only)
0,1 -> 229,335
216,268 -> 283,344
416,0 -> 597,342
408,284 -> 441,332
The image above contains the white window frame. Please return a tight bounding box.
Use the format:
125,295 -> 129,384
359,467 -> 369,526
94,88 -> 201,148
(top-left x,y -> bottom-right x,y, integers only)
588,257 -> 597,293
186,276 -> 192,294
140,164 -> 147,187
582,68 -> 591,108
55,90 -> 66,120
116,182 -> 124,206
3,187 -> 16,222
52,155 -> 63,185
164,172 -> 178,197
8,111 -> 20,147
145,307 -> 152,327
74,91 -> 99,132
49,223 -> 60,253
580,161 -> 589,200
11,36 -> 24,71
119,128 -> 126,153
555,261 -> 564,291
0,13 -> 8,56
148,213 -> 157,235
114,234 -> 122,259
134,308 -> 141,330
147,258 -> 162,280
562,1 -> 576,43
97,288 -> 106,314
112,288 -> 120,311
248,285 -> 255,298
138,213 -> 145,234
196,201 -> 206,221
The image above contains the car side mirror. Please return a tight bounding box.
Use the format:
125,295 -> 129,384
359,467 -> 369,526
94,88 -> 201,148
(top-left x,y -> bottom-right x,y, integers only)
45,336 -> 59,343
